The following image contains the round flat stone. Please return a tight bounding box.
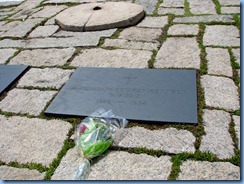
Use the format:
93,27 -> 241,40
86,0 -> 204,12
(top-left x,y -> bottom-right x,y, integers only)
55,2 -> 145,32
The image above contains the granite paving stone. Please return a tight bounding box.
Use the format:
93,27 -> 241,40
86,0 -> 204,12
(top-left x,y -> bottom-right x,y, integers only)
102,38 -> 159,50
45,17 -> 55,25
44,0 -> 105,4
30,5 -> 67,18
28,25 -> 59,38
178,161 -> 240,180
158,8 -> 185,15
203,25 -> 240,47
232,48 -> 240,65
17,68 -> 74,89
0,166 -> 45,180
206,48 -> 232,77
119,27 -> 162,43
218,0 -> 240,6
15,0 -> 43,11
0,48 -> 17,64
70,48 -> 151,68
0,89 -> 57,116
188,0 -> 216,15
201,75 -> 239,111
137,16 -> 168,28
11,7 -> 42,20
160,0 -> 184,8
233,115 -> 240,149
9,48 -> 75,66
0,115 -> 71,166
200,109 -> 234,159
168,24 -> 198,35
173,15 -> 234,23
135,0 -> 158,14
0,1 -> 23,7
221,7 -> 240,14
113,127 -> 195,154
155,37 -> 200,69
0,21 -> 20,32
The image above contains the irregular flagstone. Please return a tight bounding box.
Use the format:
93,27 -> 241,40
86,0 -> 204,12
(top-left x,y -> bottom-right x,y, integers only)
44,0 -> 105,4
70,48 -> 151,68
201,75 -> 239,111
11,7 -> 42,19
0,89 -> 57,116
0,48 -> 17,64
9,48 -> 75,66
15,0 -> 43,11
218,0 -> 240,6
113,127 -> 196,154
0,115 -> 72,166
206,48 -> 232,77
137,16 -> 168,28
45,17 -> 55,25
222,6 -> 240,14
158,7 -> 185,15
233,115 -> 240,149
173,15 -> 234,23
0,166 -> 45,180
155,37 -> 200,69
0,1 -> 23,7
0,21 -> 20,32
30,5 -> 67,18
168,24 -> 199,35
188,0 -> 216,14
135,0 -> 158,14
203,25 -> 240,47
102,38 -> 159,51
232,48 -> 240,65
17,68 -> 74,89
88,151 -> 172,180
119,27 -> 162,43
28,25 -> 59,38
177,161 -> 240,180
1,18 -> 45,38
160,0 -> 184,7
200,109 -> 234,159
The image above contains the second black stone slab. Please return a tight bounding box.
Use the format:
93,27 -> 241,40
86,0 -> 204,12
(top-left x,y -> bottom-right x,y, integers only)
45,68 -> 198,124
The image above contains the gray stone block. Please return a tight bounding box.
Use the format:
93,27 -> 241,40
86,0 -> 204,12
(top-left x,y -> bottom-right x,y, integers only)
168,24 -> 199,35
158,7 -> 185,15
221,7 -> 240,14
28,25 -> 59,38
233,115 -> 240,149
137,16 -> 168,28
160,0 -> 184,8
135,0 -> 158,14
31,5 -> 67,18
173,15 -> 234,23
232,48 -> 240,65
218,0 -> 240,6
188,0 -> 216,15
0,48 -> 17,64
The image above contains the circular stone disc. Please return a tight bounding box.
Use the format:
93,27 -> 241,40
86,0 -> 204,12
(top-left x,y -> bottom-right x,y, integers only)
55,2 -> 145,32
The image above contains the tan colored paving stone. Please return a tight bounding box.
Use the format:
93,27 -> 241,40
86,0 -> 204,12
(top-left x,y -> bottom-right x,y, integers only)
70,48 -> 151,68
232,48 -> 240,65
158,7 -> 184,15
218,0 -> 240,6
200,109 -> 234,159
155,37 -> 200,69
233,115 -> 240,149
17,68 -> 74,89
160,0 -> 184,7
188,0 -> 216,14
119,27 -> 162,43
9,48 -> 75,66
137,16 -> 168,28
0,115 -> 71,166
0,89 -> 56,116
28,25 -> 59,38
168,24 -> 198,35
135,0 -> 158,14
173,15 -> 234,23
206,48 -> 232,77
31,5 -> 67,18
201,75 -> 239,111
177,161 -> 240,180
221,7 -> 240,14
0,166 -> 45,180
0,48 -> 17,64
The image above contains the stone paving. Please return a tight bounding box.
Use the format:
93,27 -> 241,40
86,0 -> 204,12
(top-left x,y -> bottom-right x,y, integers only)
0,0 -> 240,181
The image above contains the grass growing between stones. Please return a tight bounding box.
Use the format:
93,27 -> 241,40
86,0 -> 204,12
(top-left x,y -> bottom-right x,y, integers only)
7,162 -> 47,173
148,50 -> 157,68
159,14 -> 174,43
152,0 -> 163,15
233,14 -> 240,30
184,0 -> 193,16
212,0 -> 221,14
228,48 -> 240,87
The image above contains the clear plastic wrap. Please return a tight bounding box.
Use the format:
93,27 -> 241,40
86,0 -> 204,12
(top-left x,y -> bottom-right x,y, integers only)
73,108 -> 128,180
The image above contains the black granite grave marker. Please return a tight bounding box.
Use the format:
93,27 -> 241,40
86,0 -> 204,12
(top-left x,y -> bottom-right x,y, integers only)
0,65 -> 29,95
45,68 -> 198,124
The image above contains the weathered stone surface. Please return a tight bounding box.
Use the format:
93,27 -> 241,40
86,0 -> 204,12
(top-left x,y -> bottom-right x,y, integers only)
0,21 -> 20,32
28,25 -> 59,38
102,38 -> 159,50
55,2 -> 144,32
160,0 -> 184,7
158,7 -> 184,15
1,18 -> 44,38
70,48 -> 151,68
233,115 -> 240,149
188,0 -> 216,14
44,0 -> 104,4
15,0 -> 43,11
173,15 -> 234,23
31,5 -> 67,18
17,68 -> 74,89
0,1 -> 23,7
203,25 -> 240,47
218,0 -> 240,6
232,48 -> 240,65
0,89 -> 56,116
88,151 -> 172,180
10,48 -> 75,66
11,7 -> 42,19
0,48 -> 17,64
0,166 -> 45,180
206,48 -> 232,77
178,161 -> 240,180
221,7 -> 240,14
200,109 -> 234,159
135,0 -> 158,14
155,37 -> 200,69
168,24 -> 198,35
114,127 -> 195,154
45,17 -> 55,25
137,16 -> 168,28
201,75 -> 239,111
0,115 -> 71,166
119,27 -> 162,42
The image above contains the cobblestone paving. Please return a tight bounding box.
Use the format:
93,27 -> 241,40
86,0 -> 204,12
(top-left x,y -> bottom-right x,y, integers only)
0,0 -> 240,181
